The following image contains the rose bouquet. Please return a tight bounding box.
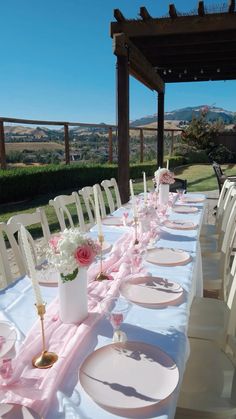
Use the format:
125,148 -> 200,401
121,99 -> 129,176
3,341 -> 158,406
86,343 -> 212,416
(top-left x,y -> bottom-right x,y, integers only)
47,229 -> 99,282
154,168 -> 175,185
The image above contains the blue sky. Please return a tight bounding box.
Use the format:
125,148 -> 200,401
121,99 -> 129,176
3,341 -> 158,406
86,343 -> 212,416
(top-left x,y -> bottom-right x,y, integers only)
1,0 -> 235,124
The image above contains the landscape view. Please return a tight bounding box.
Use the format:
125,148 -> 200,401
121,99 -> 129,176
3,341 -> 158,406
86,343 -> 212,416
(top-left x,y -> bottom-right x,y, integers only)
4,105 -> 236,166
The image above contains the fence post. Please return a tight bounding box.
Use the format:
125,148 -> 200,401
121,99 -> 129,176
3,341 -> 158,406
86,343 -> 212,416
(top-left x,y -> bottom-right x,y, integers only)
0,121 -> 6,169
108,126 -> 113,163
64,124 -> 70,164
170,131 -> 174,156
140,128 -> 144,163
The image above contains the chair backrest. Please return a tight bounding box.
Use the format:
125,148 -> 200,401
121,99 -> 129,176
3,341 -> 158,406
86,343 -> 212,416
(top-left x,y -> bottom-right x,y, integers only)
213,161 -> 227,193
169,178 -> 187,193
79,186 -> 96,226
216,180 -> 236,230
101,178 -> 122,213
0,222 -> 26,288
219,200 -> 236,300
6,208 -> 51,270
219,186 -> 236,236
79,185 -> 106,225
224,270 -> 236,363
49,192 -> 87,232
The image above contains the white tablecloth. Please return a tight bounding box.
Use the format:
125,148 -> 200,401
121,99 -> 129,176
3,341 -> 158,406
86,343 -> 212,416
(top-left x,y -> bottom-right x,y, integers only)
0,193 -> 205,419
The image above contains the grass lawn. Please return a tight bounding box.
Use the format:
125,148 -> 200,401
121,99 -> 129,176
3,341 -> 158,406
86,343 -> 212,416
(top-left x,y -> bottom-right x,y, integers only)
0,163 -> 235,237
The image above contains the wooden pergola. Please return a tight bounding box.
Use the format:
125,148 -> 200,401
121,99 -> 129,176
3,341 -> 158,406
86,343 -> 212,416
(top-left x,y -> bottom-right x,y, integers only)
111,1 -> 236,203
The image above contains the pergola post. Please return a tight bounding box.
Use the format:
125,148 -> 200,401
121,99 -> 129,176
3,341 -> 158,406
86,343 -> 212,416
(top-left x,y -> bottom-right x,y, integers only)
108,126 -> 113,163
140,128 -> 144,163
116,55 -> 129,203
157,92 -> 164,168
0,121 -> 6,170
64,124 -> 70,164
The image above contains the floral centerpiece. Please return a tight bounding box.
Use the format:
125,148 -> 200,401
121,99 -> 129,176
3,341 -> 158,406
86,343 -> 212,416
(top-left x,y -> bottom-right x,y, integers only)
154,168 -> 175,185
154,169 -> 175,206
48,229 -> 99,324
48,228 -> 99,282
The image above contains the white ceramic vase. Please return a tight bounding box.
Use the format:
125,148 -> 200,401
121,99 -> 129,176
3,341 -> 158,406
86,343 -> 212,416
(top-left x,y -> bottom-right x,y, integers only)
58,267 -> 88,324
159,184 -> 170,206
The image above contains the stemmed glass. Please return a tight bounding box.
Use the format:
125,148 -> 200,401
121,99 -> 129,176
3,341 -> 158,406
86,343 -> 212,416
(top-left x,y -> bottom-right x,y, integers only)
176,188 -> 186,202
100,297 -> 131,343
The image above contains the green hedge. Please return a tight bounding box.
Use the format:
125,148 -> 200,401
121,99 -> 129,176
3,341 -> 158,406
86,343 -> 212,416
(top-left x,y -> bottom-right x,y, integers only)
0,158 -> 185,204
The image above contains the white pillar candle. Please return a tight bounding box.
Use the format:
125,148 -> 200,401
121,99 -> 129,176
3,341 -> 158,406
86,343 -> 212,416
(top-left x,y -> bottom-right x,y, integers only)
143,172 -> 147,202
93,185 -> 103,236
129,180 -> 137,217
166,159 -> 169,170
20,225 -> 43,306
129,179 -> 135,200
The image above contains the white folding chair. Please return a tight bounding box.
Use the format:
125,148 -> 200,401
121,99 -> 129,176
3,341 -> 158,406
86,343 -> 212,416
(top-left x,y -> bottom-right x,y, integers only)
79,185 -> 106,225
101,178 -> 122,213
202,198 -> 236,299
201,185 -> 236,253
0,223 -> 26,289
188,257 -> 236,348
49,192 -> 88,232
6,207 -> 51,271
201,179 -> 236,239
176,322 -> 236,418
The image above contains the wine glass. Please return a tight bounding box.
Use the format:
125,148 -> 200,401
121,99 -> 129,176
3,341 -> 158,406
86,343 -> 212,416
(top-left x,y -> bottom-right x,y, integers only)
176,188 -> 186,201
100,297 -> 131,343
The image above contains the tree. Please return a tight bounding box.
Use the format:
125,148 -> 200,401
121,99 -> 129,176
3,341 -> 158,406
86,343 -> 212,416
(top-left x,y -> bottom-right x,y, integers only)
181,107 -> 224,151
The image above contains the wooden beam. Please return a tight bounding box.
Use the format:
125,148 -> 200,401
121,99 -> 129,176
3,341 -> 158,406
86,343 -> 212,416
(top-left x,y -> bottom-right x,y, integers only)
198,1 -> 205,16
140,7 -> 152,21
0,121 -> 6,169
108,126 -> 113,163
169,4 -> 177,18
117,55 -> 130,204
114,9 -> 126,22
64,124 -> 70,164
228,0 -> 235,13
113,33 -> 164,93
111,13 -> 236,38
157,92 -> 164,168
140,128 -> 144,163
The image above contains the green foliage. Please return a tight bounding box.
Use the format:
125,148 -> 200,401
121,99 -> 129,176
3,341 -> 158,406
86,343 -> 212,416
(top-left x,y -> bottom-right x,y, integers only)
181,107 -> 224,151
0,157 -> 187,205
208,144 -> 236,164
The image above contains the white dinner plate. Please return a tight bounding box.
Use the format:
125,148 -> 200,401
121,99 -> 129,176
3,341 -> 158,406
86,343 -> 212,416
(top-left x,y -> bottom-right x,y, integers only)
0,404 -> 41,418
0,322 -> 17,358
163,220 -> 197,230
36,266 -> 59,286
120,276 -> 184,307
146,247 -> 191,266
182,196 -> 205,203
172,205 -> 198,214
80,341 -> 179,416
102,216 -> 124,226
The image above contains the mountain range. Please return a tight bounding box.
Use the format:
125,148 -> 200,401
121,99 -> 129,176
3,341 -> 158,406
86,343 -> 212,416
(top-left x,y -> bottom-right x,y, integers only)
4,105 -> 235,139
131,105 -> 236,126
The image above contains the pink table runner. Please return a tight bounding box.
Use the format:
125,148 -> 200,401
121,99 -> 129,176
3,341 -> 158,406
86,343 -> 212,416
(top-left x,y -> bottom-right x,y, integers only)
1,229 -> 151,417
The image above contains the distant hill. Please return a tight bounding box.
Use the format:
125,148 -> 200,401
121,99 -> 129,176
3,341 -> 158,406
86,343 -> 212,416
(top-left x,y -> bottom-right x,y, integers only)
4,105 -> 236,142
131,105 -> 236,126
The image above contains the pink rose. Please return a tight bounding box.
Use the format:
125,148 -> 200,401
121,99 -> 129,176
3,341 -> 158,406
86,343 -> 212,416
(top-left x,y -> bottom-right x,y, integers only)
74,245 -> 95,266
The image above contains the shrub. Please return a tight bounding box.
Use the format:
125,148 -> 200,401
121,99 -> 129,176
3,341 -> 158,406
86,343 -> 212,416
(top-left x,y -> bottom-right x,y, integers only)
208,145 -> 236,164
0,158 -> 186,204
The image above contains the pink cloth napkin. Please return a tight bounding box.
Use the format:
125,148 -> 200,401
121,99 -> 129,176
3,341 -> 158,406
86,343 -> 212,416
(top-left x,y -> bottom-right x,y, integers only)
1,229 -> 148,417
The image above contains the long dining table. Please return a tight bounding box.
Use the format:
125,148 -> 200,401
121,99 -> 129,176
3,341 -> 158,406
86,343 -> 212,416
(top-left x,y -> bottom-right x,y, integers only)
0,192 -> 206,419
